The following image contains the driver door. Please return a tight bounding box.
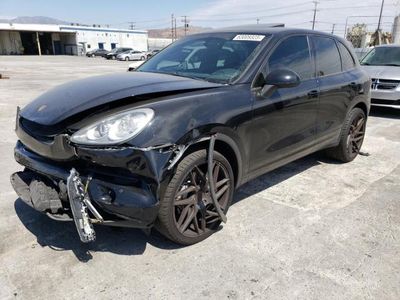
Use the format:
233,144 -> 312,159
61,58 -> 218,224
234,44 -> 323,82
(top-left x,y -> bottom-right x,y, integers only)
248,35 -> 319,175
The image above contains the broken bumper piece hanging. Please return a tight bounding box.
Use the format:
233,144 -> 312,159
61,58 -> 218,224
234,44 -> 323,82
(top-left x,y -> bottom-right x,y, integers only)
10,140 -> 167,241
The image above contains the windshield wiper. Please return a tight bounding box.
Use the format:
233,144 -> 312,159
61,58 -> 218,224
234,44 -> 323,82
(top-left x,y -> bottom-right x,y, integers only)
383,63 -> 400,67
172,71 -> 207,81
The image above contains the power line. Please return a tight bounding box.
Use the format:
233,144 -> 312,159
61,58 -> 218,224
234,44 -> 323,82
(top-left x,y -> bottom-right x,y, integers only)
319,3 -> 395,10
192,9 -> 312,22
192,2 -> 313,18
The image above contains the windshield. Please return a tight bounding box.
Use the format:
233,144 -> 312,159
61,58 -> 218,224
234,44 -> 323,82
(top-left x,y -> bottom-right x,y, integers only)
136,33 -> 268,83
360,47 -> 400,66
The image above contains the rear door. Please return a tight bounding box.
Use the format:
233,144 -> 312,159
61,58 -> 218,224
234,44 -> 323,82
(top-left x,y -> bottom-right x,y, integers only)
248,35 -> 319,174
311,36 -> 358,142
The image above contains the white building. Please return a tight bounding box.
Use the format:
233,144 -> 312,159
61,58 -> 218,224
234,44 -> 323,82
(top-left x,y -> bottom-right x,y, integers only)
0,23 -> 148,55
148,37 -> 173,50
393,15 -> 400,44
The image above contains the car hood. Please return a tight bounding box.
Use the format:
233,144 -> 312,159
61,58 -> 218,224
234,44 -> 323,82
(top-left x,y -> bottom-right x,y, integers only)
20,72 -> 222,126
361,65 -> 400,80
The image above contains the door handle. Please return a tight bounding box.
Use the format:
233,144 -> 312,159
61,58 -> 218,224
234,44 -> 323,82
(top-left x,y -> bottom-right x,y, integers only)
307,90 -> 319,99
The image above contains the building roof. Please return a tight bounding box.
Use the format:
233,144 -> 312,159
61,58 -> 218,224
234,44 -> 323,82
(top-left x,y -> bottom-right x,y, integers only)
0,23 -> 147,34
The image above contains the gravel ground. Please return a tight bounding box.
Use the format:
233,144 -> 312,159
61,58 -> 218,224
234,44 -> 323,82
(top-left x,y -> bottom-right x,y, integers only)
0,56 -> 399,300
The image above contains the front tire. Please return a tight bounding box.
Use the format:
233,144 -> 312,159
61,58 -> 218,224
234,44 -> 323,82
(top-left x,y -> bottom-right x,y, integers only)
325,107 -> 366,162
125,57 -> 129,61
156,150 -> 234,245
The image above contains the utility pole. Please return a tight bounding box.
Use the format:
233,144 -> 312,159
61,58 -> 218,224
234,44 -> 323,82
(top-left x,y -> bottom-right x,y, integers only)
171,14 -> 175,41
312,1 -> 319,30
331,23 -> 336,34
377,0 -> 385,31
174,17 -> 177,40
181,15 -> 189,36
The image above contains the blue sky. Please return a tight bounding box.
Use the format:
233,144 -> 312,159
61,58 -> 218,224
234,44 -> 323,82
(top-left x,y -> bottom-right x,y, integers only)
1,0 -> 399,34
0,0 -> 210,28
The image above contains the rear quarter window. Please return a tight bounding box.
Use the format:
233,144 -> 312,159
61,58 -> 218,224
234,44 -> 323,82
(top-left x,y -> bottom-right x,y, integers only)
338,42 -> 356,71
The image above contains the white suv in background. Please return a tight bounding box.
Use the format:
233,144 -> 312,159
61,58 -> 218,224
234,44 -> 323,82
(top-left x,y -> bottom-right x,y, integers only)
361,45 -> 400,109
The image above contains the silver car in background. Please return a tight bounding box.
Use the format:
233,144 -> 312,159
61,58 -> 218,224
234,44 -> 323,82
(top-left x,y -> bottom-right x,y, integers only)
360,45 -> 400,109
117,50 -> 147,61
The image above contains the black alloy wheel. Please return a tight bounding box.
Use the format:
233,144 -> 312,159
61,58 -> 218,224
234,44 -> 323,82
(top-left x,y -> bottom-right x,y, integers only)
347,113 -> 366,156
156,150 -> 234,245
326,107 -> 366,162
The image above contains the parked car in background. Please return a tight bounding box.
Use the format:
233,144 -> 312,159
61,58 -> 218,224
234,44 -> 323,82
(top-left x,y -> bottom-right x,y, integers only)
86,48 -> 109,57
361,45 -> 400,109
354,47 -> 373,61
11,26 -> 370,246
104,47 -> 132,60
117,50 -> 147,61
146,49 -> 160,59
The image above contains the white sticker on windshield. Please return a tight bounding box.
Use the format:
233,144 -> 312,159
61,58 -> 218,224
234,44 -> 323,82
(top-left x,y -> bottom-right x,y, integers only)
233,34 -> 265,41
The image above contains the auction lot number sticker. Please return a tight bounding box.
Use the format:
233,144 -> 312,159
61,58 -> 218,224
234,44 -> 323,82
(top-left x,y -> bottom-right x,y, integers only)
233,34 -> 265,41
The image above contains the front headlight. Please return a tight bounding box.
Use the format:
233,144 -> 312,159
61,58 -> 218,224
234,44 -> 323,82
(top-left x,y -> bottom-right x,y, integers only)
70,108 -> 154,145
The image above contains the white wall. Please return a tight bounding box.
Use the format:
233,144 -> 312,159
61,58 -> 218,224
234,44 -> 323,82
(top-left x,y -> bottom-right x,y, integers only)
393,15 -> 400,44
148,38 -> 173,50
65,27 -> 148,52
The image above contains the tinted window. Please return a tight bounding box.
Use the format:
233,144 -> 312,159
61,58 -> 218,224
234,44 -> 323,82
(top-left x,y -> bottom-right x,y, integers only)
268,36 -> 313,80
313,36 -> 341,76
338,42 -> 355,71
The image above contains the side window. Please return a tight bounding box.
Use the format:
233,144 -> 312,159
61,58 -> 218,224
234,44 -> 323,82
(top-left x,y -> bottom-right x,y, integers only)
338,42 -> 356,71
313,36 -> 341,76
268,35 -> 313,81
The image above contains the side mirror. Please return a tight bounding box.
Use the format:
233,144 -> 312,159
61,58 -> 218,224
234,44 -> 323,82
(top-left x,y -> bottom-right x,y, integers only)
264,69 -> 301,89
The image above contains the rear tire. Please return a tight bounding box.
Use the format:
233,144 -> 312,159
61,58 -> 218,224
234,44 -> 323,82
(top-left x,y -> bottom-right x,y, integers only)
156,150 -> 234,245
325,107 -> 366,162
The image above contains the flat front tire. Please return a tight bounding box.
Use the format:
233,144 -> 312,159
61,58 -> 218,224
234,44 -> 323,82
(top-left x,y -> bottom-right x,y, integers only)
156,150 -> 234,245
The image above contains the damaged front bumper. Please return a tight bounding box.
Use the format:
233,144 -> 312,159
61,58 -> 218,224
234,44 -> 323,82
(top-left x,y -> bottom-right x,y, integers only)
11,140 -> 176,240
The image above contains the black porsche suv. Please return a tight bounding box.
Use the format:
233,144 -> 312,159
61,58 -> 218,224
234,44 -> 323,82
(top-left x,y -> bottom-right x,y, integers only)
11,26 -> 370,245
